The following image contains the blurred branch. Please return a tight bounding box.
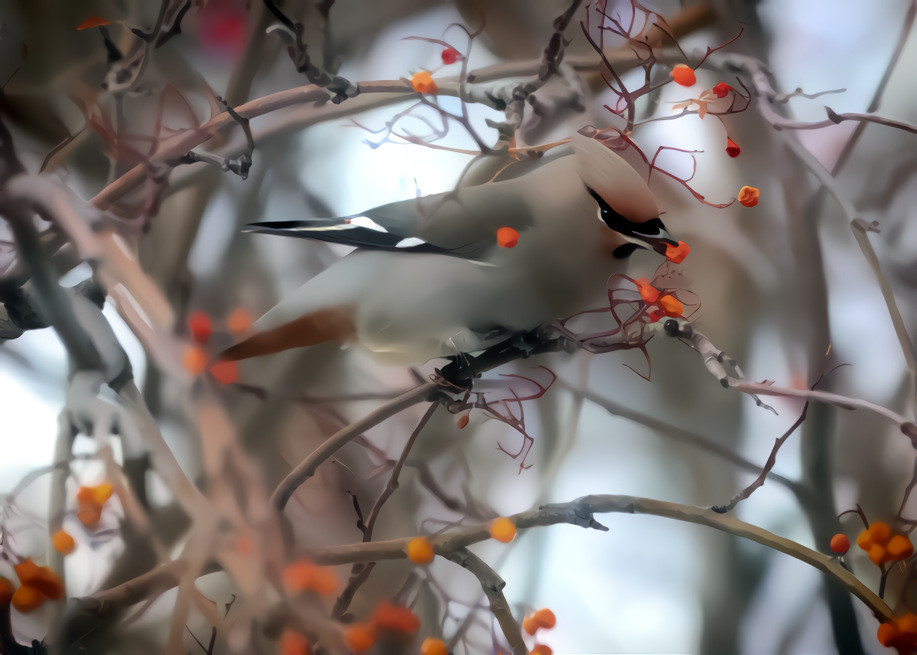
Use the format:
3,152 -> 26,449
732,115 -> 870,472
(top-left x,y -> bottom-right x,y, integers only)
304,494 -> 894,622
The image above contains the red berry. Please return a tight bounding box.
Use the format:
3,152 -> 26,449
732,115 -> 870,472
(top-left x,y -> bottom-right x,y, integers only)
725,137 -> 741,158
829,533 -> 850,554
188,311 -> 212,344
713,82 -> 733,98
441,47 -> 460,65
209,360 -> 239,384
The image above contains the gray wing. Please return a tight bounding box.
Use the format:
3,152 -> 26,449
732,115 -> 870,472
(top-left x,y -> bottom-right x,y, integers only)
243,173 -> 542,260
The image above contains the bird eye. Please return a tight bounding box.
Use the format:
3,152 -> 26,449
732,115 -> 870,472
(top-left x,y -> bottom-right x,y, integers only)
586,187 -> 632,233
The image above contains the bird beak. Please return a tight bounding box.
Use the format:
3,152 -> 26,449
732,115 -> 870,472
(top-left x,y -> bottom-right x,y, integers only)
621,219 -> 689,263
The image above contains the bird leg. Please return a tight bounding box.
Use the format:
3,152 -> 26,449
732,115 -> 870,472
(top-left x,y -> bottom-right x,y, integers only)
436,330 -> 564,387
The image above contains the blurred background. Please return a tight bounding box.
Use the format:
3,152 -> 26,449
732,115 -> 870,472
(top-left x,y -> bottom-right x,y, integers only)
1,0 -> 916,653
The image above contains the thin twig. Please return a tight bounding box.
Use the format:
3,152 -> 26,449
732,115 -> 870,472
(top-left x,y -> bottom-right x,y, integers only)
270,382 -> 438,511
446,548 -> 526,655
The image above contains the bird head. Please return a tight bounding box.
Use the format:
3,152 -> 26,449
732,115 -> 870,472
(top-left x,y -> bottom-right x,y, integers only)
572,133 -> 682,261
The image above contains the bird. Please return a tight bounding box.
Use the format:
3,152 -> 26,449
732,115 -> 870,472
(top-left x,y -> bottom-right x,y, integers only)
221,133 -> 685,367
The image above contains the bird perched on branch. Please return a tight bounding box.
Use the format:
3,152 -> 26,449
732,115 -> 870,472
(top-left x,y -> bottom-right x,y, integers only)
222,133 -> 685,366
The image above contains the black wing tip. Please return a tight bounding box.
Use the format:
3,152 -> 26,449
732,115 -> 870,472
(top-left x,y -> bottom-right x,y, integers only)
242,219 -> 345,234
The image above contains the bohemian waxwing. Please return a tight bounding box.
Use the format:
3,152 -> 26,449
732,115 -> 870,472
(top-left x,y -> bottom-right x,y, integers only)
222,133 -> 683,365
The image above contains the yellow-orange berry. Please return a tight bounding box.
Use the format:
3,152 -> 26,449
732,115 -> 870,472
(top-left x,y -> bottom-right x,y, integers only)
670,64 -> 696,86
411,71 -> 437,94
52,529 -> 75,555
867,544 -> 886,565
489,517 -> 517,543
343,623 -> 375,652
887,534 -> 913,561
407,536 -> 435,565
421,637 -> 448,655
530,645 -> 553,655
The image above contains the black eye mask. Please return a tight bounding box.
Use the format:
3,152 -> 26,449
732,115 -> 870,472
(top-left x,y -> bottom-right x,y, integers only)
586,186 -> 677,259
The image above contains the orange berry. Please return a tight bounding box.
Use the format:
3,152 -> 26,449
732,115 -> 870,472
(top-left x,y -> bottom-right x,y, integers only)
878,621 -> 900,646
76,483 -> 113,528
634,278 -> 660,304
226,307 -> 253,335
77,506 -> 102,527
13,558 -> 64,600
496,226 -> 519,248
188,311 -> 212,344
183,346 -> 208,376
209,359 -> 239,384
11,584 -> 43,613
77,16 -> 110,30
530,646 -> 553,655
664,240 -> 690,264
656,294 -> 684,317
407,536 -> 435,564
457,414 -> 469,429
421,637 -> 448,655
283,560 -> 337,595
670,64 -> 696,86
279,629 -> 313,655
887,534 -> 913,561
411,71 -> 437,94
78,483 -> 113,506
899,613 -> 917,634
829,533 -> 849,554
343,623 -> 375,652
867,544 -> 886,565
737,185 -> 760,207
52,529 -> 76,555
489,517 -> 517,543
532,608 -> 556,630
372,601 -> 419,634
523,608 -> 556,635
